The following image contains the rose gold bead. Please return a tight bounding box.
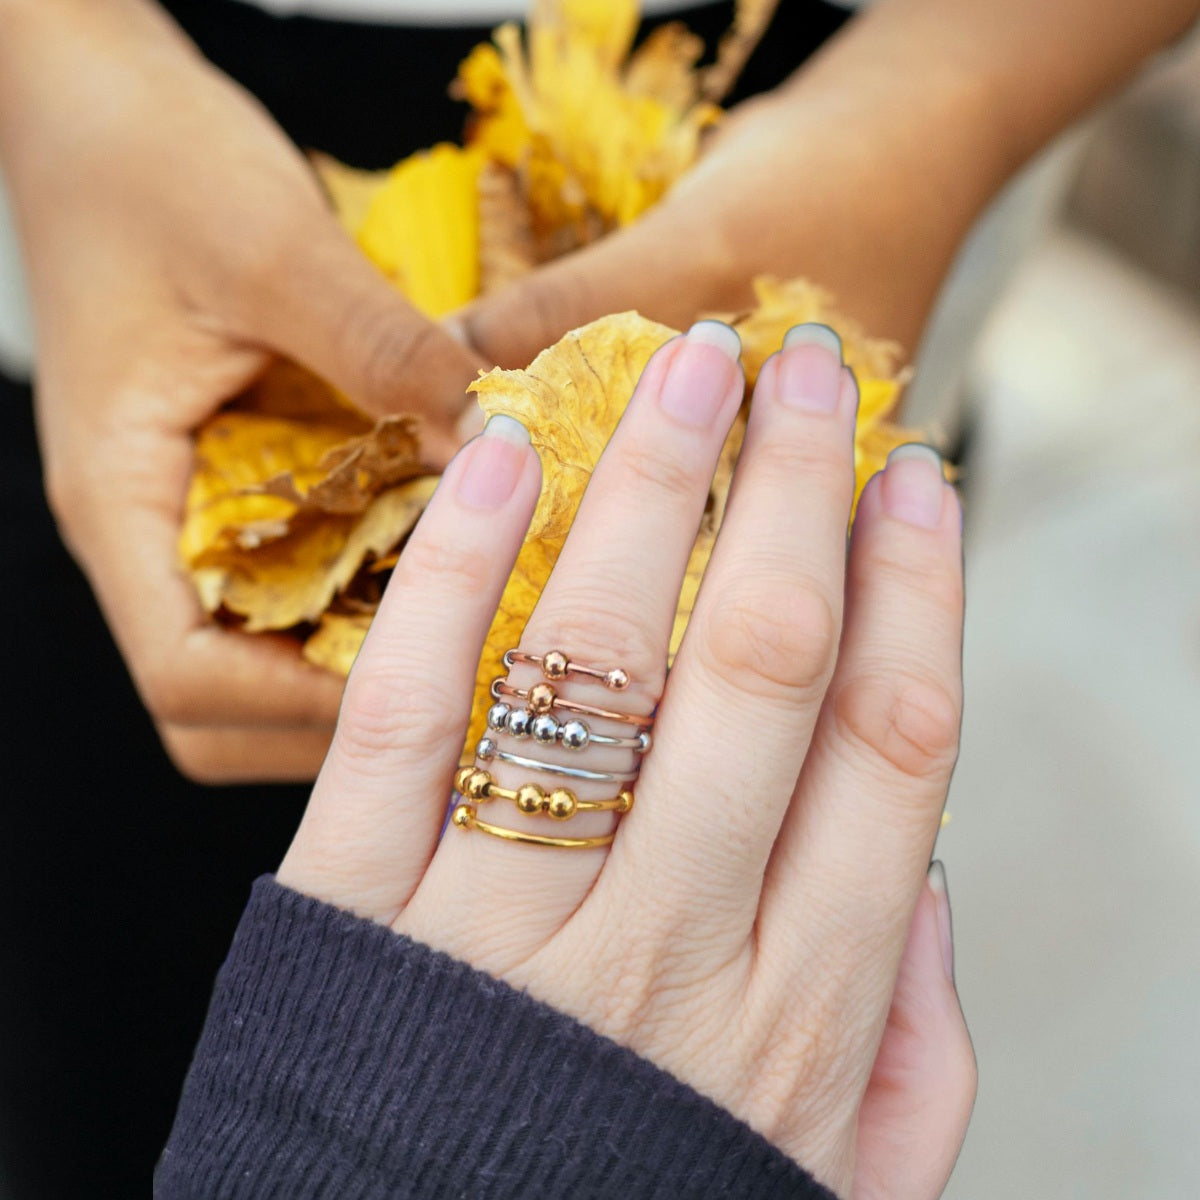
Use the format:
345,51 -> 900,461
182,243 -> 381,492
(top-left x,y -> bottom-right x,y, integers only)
528,682 -> 556,713
605,667 -> 629,691
542,650 -> 568,680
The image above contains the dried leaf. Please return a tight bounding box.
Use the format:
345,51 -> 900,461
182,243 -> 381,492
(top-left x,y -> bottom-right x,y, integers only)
356,143 -> 484,316
478,161 -> 537,292
257,416 -> 425,515
700,0 -> 782,103
193,476 -> 437,632
231,359 -> 372,431
303,612 -> 375,675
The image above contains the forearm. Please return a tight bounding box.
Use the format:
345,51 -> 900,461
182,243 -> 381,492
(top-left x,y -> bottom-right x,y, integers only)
690,0 -> 1200,353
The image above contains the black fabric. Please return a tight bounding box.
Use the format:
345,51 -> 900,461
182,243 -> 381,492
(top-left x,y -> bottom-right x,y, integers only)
157,876 -> 838,1199
0,2 -> 852,1194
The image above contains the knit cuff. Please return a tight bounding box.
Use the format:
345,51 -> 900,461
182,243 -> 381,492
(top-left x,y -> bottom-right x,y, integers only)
157,875 -> 836,1199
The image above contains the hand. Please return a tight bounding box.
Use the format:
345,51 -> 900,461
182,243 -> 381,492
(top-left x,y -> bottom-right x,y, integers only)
278,322 -> 975,1197
0,0 -> 485,782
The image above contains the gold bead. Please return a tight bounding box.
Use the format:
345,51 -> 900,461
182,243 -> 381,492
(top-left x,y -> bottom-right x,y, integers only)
528,682 -> 556,713
465,769 -> 492,801
605,667 -> 629,691
543,650 -> 568,680
451,804 -> 475,830
454,766 -> 474,794
515,783 -> 545,814
546,788 -> 577,820
617,789 -> 634,813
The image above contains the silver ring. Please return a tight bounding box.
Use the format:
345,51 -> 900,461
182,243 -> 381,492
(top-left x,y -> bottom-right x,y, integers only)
486,702 -> 651,753
476,738 -> 640,783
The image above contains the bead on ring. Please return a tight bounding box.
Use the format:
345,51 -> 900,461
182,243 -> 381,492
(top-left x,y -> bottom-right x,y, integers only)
490,679 -> 648,727
486,703 -> 650,753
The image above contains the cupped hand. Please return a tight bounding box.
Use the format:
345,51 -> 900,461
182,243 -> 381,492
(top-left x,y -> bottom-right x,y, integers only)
279,322 -> 975,1197
0,0 -> 485,781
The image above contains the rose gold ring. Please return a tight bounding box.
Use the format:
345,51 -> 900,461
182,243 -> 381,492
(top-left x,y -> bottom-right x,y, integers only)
502,648 -> 630,691
490,679 -> 648,727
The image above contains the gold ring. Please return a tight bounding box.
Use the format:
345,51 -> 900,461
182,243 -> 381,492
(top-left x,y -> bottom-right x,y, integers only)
455,766 -> 633,820
451,804 -> 615,849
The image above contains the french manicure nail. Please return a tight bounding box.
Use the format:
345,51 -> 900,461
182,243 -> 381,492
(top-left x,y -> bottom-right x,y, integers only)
455,414 -> 530,509
882,443 -> 946,529
927,859 -> 955,983
658,320 -> 741,427
778,323 -> 843,413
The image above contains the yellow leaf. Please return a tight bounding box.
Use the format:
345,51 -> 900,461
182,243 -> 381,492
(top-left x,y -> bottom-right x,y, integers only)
303,612 -> 375,675
193,476 -> 437,632
356,143 -> 483,316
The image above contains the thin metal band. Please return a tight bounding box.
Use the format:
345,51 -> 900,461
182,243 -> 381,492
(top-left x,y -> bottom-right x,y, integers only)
486,703 -> 650,751
491,679 -> 648,727
503,648 -> 629,691
455,767 -> 634,818
477,741 -> 639,783
452,805 -> 615,849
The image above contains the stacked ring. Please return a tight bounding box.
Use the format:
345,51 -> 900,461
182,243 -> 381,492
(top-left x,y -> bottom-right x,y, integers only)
453,650 -> 656,849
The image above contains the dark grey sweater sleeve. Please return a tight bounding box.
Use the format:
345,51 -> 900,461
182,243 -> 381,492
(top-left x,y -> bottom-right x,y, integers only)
156,876 -> 838,1199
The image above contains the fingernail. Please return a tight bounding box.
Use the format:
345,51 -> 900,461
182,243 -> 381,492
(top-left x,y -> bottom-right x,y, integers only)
455,414 -> 530,509
658,321 -> 741,427
882,443 -> 946,529
927,859 -> 955,983
778,323 -> 843,413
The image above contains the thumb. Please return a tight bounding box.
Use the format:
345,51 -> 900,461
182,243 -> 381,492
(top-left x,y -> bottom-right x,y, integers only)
456,202 -> 732,370
854,862 -> 977,1200
251,223 -> 488,442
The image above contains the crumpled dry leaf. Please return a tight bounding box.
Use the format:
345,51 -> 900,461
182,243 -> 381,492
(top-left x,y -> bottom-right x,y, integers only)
700,0 -> 782,103
478,160 -> 537,292
192,476 -> 437,632
302,611 -> 376,675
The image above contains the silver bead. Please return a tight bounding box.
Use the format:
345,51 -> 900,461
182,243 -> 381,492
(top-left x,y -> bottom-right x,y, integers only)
531,714 -> 559,744
506,707 -> 532,738
560,719 -> 590,750
636,730 -> 652,754
487,703 -> 511,732
477,737 -> 497,761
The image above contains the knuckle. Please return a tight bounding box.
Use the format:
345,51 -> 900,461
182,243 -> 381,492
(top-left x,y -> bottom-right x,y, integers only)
866,542 -> 964,613
753,437 -> 853,500
527,588 -> 665,692
392,534 -> 494,597
699,578 -> 838,701
613,439 -> 703,506
345,294 -> 435,406
140,665 -> 200,727
832,672 -> 961,782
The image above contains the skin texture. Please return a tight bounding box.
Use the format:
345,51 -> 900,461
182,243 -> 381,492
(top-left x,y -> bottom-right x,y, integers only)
2,0 -> 1197,783
278,328 -> 974,1198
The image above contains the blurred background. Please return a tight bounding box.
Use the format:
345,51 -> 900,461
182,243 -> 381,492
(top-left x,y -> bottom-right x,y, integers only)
1,7 -> 1197,1199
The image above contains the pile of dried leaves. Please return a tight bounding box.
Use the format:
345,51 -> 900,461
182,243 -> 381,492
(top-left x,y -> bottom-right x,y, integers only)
179,0 -> 924,752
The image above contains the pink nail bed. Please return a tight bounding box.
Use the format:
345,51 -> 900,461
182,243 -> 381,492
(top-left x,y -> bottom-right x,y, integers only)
657,321 -> 741,427
778,323 -> 843,413
456,415 -> 529,510
881,444 -> 946,529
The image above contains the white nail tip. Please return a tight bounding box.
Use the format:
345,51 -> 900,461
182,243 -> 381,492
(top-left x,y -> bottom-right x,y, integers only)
782,323 -> 843,360
888,442 -> 943,470
482,414 -> 531,447
685,320 -> 741,361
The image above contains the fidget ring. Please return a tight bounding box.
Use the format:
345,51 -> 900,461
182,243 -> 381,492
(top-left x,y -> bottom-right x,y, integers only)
451,805 -> 615,849
454,767 -> 634,819
485,703 -> 651,752
490,679 -> 647,727
475,739 -> 639,783
503,648 -> 630,691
